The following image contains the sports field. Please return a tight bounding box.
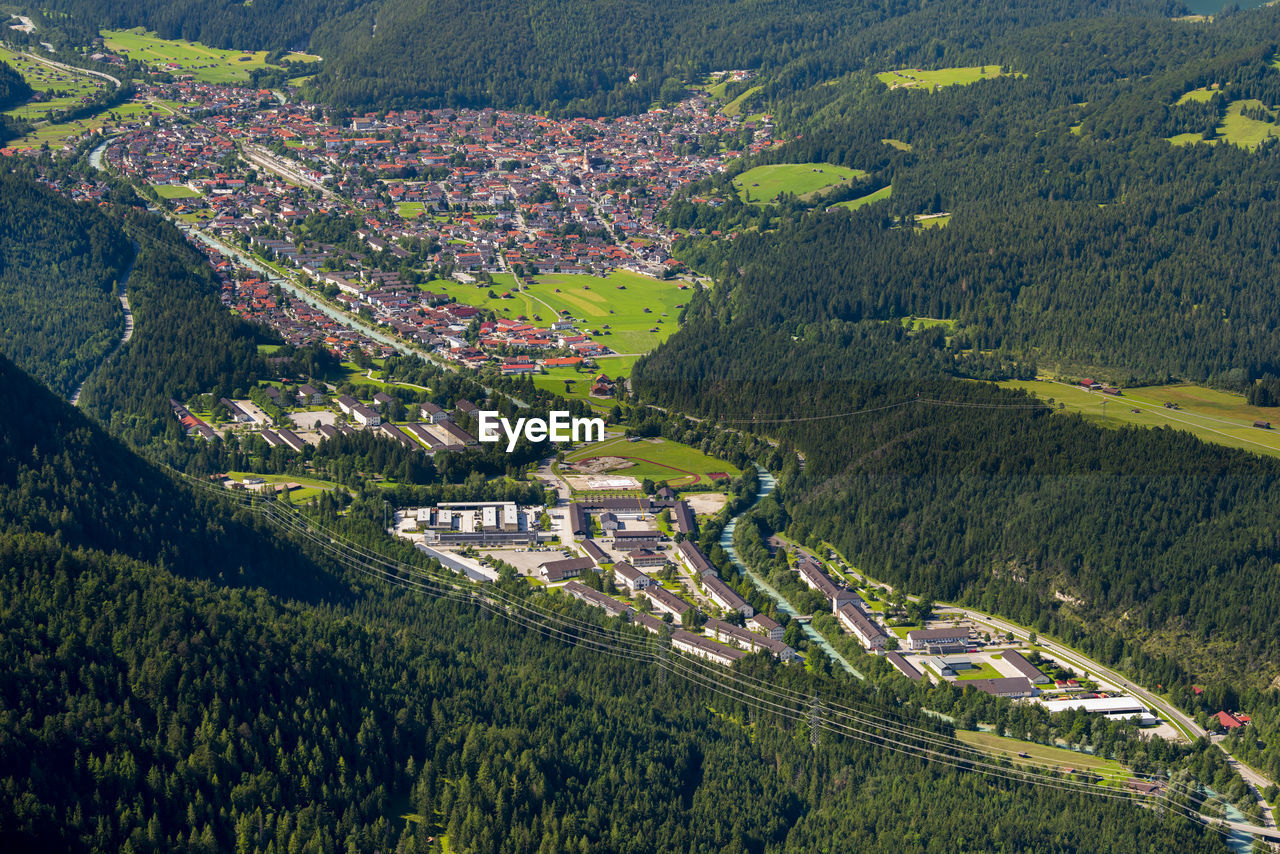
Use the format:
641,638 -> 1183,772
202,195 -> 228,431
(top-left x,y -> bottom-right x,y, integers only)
955,730 -> 1130,785
734,163 -> 868,204
877,65 -> 1018,90
562,436 -> 740,488
999,378 -> 1280,459
424,270 -> 687,354
102,28 -> 318,84
830,184 -> 891,211
153,183 -> 201,199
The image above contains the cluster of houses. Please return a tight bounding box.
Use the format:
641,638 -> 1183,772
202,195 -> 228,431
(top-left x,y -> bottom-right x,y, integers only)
66,75 -> 781,371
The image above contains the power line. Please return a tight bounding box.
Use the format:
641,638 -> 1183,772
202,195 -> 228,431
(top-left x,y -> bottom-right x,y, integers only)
177,475 -> 1261,843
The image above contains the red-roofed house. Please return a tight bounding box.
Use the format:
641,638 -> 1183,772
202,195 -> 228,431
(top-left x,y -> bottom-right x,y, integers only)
1216,711 -> 1251,729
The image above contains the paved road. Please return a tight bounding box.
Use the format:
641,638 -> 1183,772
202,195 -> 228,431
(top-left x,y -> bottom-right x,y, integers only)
944,604 -> 1276,830
70,246 -> 136,405
23,50 -> 121,87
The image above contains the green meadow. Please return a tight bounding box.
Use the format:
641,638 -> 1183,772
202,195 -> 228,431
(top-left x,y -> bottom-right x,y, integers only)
734,163 -> 868,204
877,65 -> 1019,90
722,85 -> 763,117
999,379 -> 1280,459
425,270 -> 688,354
830,184 -> 891,211
1168,99 -> 1280,150
0,46 -> 103,123
102,28 -> 317,84
955,730 -> 1131,786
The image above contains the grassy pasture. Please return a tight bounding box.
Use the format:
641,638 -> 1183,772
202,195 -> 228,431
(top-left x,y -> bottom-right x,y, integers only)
532,355 -> 642,410
881,138 -> 912,151
877,65 -> 1018,90
830,184 -> 891,211
102,28 -> 317,84
955,730 -> 1131,785
999,379 -> 1280,459
425,270 -> 687,354
1175,86 -> 1218,105
5,101 -> 174,151
734,163 -> 868,204
563,436 -> 740,488
722,85 -> 762,117
1168,99 -> 1280,150
0,46 -> 104,122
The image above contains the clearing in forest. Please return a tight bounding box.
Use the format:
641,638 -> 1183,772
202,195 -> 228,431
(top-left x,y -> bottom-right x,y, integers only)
1168,99 -> 1280,150
734,163 -> 868,204
102,28 -> 318,84
829,184 -> 891,211
1000,379 -> 1280,459
877,65 -> 1018,90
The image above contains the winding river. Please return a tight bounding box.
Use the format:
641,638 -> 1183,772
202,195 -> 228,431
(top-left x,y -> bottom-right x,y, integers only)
720,466 -> 863,679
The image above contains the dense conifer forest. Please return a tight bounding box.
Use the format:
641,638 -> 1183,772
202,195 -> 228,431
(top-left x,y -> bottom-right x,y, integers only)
0,171 -> 132,398
0,350 -> 1231,853
33,0 -> 1178,115
9,0 -> 1280,847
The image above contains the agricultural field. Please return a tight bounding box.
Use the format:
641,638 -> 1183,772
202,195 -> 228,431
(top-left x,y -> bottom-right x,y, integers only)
955,730 -> 1131,785
829,184 -> 891,211
734,163 -> 868,204
1168,99 -> 1280,150
999,378 -> 1280,459
561,435 -> 740,489
877,65 -> 1018,90
0,46 -> 104,123
424,270 -> 688,354
102,28 -> 318,84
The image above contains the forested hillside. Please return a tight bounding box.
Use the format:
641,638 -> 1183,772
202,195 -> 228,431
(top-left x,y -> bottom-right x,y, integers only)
0,352 -> 1228,853
76,200 -> 268,445
666,7 -> 1280,385
34,0 -> 1178,115
0,59 -> 31,109
0,171 -> 132,398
